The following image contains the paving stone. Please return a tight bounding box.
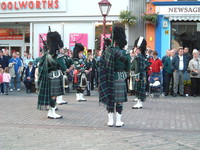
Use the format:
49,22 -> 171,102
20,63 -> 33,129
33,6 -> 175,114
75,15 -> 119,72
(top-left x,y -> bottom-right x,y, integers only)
0,89 -> 200,149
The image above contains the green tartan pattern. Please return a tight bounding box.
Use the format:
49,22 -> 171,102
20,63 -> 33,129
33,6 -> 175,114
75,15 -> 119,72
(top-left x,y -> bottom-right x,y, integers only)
135,53 -> 146,100
135,78 -> 146,99
49,76 -> 64,96
99,46 -> 128,107
37,52 -> 51,110
114,79 -> 128,103
37,52 -> 67,110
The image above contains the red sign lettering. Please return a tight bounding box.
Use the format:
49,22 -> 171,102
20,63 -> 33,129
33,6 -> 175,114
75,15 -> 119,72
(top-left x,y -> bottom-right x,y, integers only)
36,1 -> 41,9
28,1 -> 34,9
0,0 -> 59,11
14,2 -> 19,10
1,2 -> 6,10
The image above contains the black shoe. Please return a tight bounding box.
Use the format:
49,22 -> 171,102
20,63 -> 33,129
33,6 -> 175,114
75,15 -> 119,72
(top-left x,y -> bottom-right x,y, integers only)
193,94 -> 197,97
180,94 -> 186,97
173,93 -> 177,97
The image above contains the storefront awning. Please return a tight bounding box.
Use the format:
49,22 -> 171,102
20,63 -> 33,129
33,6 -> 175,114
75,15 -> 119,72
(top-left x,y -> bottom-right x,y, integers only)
165,15 -> 200,21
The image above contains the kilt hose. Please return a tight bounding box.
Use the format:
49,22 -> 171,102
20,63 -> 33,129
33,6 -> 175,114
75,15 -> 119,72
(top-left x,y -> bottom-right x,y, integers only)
49,75 -> 64,96
135,78 -> 146,100
114,79 -> 128,103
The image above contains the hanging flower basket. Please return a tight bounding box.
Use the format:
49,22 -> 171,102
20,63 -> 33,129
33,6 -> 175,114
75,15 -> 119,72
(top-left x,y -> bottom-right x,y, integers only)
119,10 -> 137,26
141,12 -> 158,25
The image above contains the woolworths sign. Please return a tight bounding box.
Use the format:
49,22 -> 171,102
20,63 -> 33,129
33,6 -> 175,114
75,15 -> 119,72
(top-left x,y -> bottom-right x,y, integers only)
0,0 -> 66,13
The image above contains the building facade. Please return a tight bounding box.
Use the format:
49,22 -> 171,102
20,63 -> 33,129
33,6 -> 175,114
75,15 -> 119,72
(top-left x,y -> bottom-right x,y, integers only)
145,0 -> 200,57
0,0 -> 129,57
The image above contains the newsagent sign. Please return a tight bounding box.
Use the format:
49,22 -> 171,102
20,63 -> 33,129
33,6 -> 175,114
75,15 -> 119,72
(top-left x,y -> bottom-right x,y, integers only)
0,0 -> 66,13
156,6 -> 200,15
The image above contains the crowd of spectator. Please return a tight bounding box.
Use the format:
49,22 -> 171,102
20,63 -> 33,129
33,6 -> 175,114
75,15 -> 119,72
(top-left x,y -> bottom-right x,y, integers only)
0,46 -> 200,98
0,49 -> 101,96
137,47 -> 200,97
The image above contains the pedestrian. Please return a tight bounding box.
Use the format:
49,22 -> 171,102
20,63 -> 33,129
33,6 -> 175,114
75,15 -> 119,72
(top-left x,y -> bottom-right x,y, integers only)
148,51 -> 163,75
73,43 -> 88,102
37,30 -> 67,119
90,54 -> 97,91
24,53 -> 34,68
3,67 -> 11,95
34,63 -> 39,94
99,26 -> 130,127
129,49 -> 138,98
0,68 -> 4,94
62,47 -> 73,93
171,47 -> 188,97
23,61 -> 35,93
0,50 -> 9,69
4,49 -> 12,61
9,52 -> 22,92
183,47 -> 192,83
95,50 -> 102,88
132,37 -> 150,109
162,49 -> 170,93
188,49 -> 200,97
84,53 -> 93,96
164,49 -> 175,96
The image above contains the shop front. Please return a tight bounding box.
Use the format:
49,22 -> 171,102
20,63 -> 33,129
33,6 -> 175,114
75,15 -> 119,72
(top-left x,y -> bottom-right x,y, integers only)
153,1 -> 200,57
0,0 -> 129,58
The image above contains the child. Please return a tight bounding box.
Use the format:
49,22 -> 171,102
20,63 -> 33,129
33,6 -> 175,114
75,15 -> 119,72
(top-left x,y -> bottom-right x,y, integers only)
0,68 -> 3,94
3,67 -> 11,95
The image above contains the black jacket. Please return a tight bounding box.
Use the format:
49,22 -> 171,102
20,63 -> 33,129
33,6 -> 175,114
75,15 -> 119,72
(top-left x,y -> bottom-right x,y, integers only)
171,55 -> 188,72
0,55 -> 9,69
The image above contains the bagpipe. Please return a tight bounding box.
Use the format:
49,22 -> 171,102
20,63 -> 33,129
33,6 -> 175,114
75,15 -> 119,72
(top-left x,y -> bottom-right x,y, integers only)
63,72 -> 69,89
74,63 -> 87,89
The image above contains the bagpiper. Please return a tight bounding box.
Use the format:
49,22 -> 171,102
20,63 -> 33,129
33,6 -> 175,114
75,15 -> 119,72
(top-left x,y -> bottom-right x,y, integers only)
132,37 -> 151,109
56,48 -> 73,105
37,29 -> 68,119
72,43 -> 88,101
99,26 -> 130,127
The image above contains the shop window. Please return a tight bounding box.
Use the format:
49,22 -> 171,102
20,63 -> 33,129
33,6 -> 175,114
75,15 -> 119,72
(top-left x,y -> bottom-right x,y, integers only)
25,26 -> 30,43
171,21 -> 200,52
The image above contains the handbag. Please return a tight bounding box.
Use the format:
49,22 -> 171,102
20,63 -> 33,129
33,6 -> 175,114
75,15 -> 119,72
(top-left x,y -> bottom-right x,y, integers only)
191,61 -> 199,76
191,71 -> 198,76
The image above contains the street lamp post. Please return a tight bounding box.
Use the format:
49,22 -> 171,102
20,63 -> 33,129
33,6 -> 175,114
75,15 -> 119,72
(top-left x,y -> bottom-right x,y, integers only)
98,0 -> 112,50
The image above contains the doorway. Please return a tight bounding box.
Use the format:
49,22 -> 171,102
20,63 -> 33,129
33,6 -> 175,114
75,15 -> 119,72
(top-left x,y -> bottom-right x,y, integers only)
171,21 -> 200,52
10,46 -> 21,54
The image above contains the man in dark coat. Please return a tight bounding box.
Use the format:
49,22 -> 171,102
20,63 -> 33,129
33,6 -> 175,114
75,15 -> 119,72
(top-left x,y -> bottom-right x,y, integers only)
0,50 -> 9,69
23,61 -> 35,93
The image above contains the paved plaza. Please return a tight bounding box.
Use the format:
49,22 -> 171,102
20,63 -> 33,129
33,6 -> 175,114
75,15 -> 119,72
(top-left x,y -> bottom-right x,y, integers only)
0,89 -> 200,150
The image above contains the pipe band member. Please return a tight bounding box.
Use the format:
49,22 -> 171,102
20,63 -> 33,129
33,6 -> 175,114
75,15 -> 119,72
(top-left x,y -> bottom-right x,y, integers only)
73,43 -> 88,102
132,37 -> 151,109
37,30 -> 67,119
99,26 -> 130,127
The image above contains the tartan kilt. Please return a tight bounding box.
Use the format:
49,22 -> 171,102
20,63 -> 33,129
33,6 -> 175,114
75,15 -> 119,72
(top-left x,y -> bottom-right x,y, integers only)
135,78 -> 146,100
114,79 -> 128,103
73,73 -> 87,89
49,75 -> 64,96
